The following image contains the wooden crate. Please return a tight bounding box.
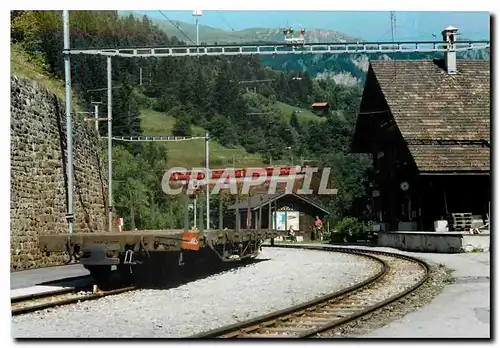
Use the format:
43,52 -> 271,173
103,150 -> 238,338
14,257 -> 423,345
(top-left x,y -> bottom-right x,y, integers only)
448,213 -> 472,232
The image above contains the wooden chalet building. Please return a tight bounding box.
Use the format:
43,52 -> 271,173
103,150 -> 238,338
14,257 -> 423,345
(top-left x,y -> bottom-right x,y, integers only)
226,191 -> 329,241
312,102 -> 330,116
352,27 -> 490,232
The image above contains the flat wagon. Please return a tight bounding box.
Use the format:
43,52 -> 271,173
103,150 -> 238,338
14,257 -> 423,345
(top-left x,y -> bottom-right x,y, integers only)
39,165 -> 305,283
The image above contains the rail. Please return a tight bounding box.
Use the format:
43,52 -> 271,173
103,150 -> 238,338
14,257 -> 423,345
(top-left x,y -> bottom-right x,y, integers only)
11,284 -> 137,316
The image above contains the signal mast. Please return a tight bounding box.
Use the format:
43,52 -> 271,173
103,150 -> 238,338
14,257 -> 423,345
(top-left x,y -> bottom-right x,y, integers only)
282,27 -> 306,45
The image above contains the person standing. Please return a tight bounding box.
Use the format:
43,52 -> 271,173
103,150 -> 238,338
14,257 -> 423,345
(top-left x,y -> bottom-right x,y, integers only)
288,225 -> 296,242
314,216 -> 323,241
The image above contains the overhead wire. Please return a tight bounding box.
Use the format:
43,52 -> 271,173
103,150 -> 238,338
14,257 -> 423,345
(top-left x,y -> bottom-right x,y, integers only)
157,10 -> 196,46
393,24 -> 438,41
216,10 -> 244,43
216,10 -> 235,32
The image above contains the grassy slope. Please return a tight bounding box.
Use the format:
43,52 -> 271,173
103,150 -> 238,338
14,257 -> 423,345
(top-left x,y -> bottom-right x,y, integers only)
10,44 -> 82,112
139,98 -> 325,168
274,102 -> 326,123
140,109 -> 265,169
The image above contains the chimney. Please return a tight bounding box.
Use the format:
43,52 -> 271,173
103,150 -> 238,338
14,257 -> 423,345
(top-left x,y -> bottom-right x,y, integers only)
442,26 -> 458,74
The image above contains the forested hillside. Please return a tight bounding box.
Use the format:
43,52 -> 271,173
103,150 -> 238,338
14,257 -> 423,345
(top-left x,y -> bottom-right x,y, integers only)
11,10 -> 372,231
261,47 -> 490,85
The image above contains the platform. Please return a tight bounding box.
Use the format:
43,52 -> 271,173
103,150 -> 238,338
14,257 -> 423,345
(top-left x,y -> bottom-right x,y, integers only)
10,264 -> 90,290
377,231 -> 490,253
11,283 -> 88,301
10,264 -> 93,301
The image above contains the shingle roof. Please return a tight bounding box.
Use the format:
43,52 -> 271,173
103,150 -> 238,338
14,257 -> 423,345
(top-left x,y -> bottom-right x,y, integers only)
369,59 -> 490,172
370,59 -> 490,141
407,143 -> 490,172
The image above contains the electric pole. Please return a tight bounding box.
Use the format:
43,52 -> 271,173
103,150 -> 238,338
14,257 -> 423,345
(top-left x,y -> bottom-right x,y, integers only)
63,10 -> 74,234
107,56 -> 113,232
193,10 -> 202,45
390,11 -> 396,42
205,131 -> 210,230
194,196 -> 197,229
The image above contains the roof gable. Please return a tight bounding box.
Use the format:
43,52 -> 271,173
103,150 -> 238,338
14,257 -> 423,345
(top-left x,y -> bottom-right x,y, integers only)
227,191 -> 330,215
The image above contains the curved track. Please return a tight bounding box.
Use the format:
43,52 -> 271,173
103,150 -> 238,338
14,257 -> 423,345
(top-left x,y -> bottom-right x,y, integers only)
190,245 -> 429,338
11,256 -> 264,317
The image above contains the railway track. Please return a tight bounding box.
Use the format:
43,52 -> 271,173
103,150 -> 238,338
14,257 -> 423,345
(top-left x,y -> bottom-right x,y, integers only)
11,257 -> 263,317
11,276 -> 137,316
190,245 -> 429,338
11,282 -> 137,316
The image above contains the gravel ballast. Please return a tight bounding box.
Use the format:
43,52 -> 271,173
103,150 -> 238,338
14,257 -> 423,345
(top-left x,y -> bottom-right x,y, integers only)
12,247 -> 380,338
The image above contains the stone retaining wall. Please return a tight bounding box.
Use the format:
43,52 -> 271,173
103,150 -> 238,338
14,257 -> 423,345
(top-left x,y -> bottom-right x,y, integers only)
10,75 -> 108,271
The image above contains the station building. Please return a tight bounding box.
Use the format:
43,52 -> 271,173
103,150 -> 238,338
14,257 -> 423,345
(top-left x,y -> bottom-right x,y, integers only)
351,27 -> 490,233
226,191 -> 329,241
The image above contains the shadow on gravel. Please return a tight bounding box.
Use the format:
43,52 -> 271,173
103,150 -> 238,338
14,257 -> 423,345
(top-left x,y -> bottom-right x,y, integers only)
37,275 -> 93,288
32,257 -> 271,293
139,258 -> 271,290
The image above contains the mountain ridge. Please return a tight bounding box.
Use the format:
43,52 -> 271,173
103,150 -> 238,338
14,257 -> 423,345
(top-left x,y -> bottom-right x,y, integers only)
118,11 -> 358,44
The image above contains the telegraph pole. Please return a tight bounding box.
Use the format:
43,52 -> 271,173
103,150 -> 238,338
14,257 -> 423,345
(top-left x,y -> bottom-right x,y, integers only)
107,56 -> 113,232
390,11 -> 396,42
63,10 -> 74,234
205,131 -> 210,230
194,196 -> 197,228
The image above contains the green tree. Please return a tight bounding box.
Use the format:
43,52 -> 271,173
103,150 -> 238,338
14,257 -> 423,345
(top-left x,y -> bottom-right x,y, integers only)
172,118 -> 192,136
208,114 -> 236,147
112,147 -> 150,230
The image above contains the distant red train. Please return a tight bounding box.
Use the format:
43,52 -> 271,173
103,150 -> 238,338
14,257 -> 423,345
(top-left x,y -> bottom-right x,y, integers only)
168,166 -> 306,183
166,166 -> 309,190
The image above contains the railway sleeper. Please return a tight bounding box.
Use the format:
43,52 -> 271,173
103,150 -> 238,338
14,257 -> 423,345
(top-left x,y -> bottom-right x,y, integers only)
289,316 -> 333,324
264,327 -> 310,333
240,333 -> 296,338
279,320 -> 334,327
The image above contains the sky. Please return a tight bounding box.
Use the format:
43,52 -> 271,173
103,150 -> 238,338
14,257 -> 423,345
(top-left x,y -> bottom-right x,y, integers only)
137,11 -> 490,41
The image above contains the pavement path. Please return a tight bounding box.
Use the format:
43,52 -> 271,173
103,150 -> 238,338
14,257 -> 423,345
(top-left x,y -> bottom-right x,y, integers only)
10,264 -> 89,290
362,250 -> 490,338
